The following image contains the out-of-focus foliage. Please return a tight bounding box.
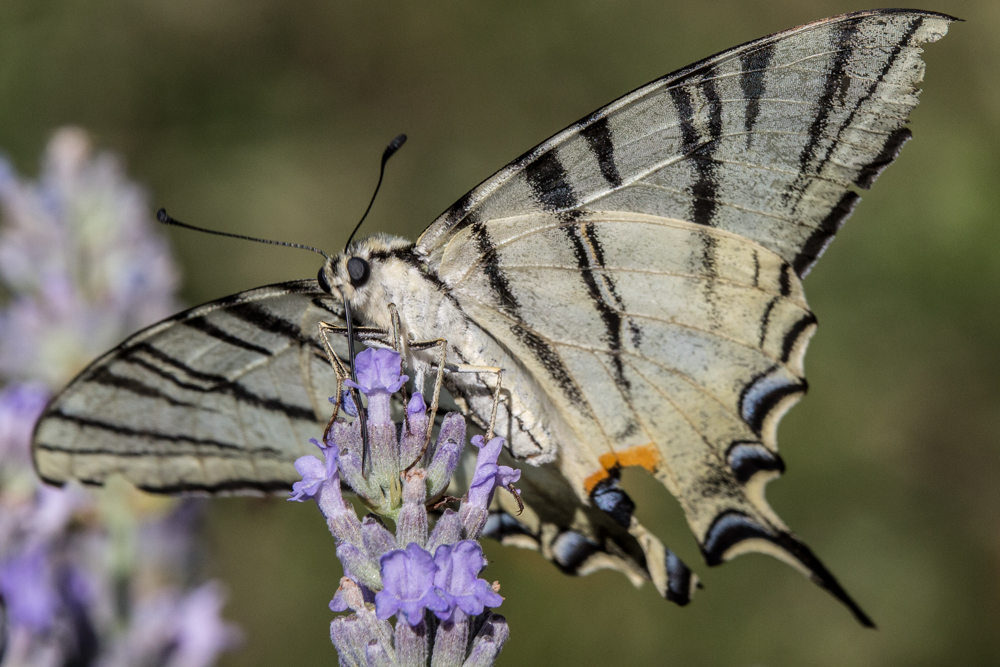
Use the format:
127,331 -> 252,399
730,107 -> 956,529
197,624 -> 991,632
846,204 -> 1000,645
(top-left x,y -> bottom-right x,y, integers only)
0,0 -> 996,665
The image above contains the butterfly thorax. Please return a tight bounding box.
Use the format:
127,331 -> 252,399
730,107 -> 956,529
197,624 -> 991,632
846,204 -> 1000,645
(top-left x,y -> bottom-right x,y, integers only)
322,234 -> 567,465
323,235 -> 460,338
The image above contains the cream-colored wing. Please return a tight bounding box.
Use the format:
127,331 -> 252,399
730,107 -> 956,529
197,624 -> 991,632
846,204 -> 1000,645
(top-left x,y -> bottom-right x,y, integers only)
418,10 -> 953,625
438,211 -> 851,613
418,10 -> 952,277
32,280 -> 343,494
33,277 -> 688,601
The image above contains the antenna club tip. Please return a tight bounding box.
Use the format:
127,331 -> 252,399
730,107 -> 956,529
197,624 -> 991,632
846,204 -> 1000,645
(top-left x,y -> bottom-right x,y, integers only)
156,208 -> 169,223
383,134 -> 407,161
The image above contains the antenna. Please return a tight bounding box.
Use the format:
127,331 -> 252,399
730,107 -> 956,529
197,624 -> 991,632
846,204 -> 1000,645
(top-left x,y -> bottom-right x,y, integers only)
156,209 -> 331,260
344,134 -> 407,251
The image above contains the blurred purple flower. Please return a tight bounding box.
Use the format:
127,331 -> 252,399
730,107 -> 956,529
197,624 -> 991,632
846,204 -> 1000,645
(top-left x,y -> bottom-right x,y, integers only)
344,348 -> 408,395
166,582 -> 242,667
0,382 -> 49,467
432,541 -> 503,620
375,543 -> 449,626
0,129 -> 179,387
99,583 -> 240,667
0,130 -> 235,667
467,436 -> 521,510
0,547 -> 59,631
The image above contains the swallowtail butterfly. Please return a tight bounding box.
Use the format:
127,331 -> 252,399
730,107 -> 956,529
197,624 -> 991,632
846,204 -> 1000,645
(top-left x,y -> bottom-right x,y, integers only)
33,10 -> 955,625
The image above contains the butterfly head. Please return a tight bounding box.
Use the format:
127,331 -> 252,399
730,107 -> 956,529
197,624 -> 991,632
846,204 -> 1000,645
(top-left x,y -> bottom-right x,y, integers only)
318,234 -> 418,327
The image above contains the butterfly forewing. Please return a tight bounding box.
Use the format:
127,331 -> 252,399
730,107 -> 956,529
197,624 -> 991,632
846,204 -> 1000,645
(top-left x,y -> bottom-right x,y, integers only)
418,10 -> 952,276
33,280 -> 343,494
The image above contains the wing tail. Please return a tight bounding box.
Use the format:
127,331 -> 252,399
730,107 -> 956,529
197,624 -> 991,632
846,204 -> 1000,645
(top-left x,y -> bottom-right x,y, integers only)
489,450 -> 700,606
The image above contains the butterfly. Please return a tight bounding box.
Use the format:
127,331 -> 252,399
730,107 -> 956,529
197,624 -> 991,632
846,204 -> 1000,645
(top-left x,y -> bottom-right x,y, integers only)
32,9 -> 954,626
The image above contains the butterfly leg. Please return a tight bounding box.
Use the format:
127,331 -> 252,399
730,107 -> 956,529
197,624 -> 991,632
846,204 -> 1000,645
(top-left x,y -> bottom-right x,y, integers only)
439,363 -> 504,441
316,321 -> 389,440
398,337 -> 449,468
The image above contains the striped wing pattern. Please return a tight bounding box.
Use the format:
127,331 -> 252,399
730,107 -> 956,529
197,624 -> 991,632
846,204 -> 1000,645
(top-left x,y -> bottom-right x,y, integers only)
419,10 -> 953,624
33,280 -> 344,494
482,449 -> 700,606
33,281 -> 677,598
419,10 -> 951,273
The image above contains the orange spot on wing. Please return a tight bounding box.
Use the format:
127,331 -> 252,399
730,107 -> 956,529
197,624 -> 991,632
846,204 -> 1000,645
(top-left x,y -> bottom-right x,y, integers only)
583,443 -> 661,494
598,452 -> 618,470
616,443 -> 660,472
583,468 -> 610,493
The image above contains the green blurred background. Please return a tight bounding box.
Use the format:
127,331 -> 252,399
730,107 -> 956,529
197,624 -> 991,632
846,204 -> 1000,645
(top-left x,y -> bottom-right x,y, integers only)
1,0 -> 997,664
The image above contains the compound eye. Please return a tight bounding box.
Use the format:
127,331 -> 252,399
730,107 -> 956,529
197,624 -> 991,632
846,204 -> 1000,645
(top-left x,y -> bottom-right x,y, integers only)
346,257 -> 370,287
317,265 -> 333,293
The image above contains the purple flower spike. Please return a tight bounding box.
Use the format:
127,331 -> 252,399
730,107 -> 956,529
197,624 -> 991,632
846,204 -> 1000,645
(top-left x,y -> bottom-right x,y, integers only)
375,543 -> 449,626
432,541 -> 503,619
400,393 -> 430,467
466,436 -> 521,510
344,348 -> 408,395
288,438 -> 338,502
170,582 -> 242,667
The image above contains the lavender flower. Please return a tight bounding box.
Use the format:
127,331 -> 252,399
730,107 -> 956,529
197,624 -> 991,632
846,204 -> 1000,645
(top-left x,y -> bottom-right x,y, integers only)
344,347 -> 408,424
290,438 -> 339,501
460,435 -> 522,540
344,347 -> 409,395
0,129 -> 236,666
467,436 -> 521,509
432,541 -> 503,620
375,543 -> 450,625
0,546 -> 59,632
0,382 -> 49,471
292,347 -> 514,666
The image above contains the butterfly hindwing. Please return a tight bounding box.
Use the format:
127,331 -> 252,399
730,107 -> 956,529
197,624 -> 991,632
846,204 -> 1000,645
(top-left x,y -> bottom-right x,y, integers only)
32,280 -> 343,494
33,279 -> 671,599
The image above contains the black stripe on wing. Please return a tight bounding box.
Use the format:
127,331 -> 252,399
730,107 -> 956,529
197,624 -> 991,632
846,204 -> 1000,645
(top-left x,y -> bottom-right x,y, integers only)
118,343 -> 317,422
789,16 -> 925,215
184,315 -> 275,356
36,410 -> 280,455
701,510 -> 874,627
84,366 -> 203,409
470,208 -> 587,409
725,441 -> 785,484
738,366 -> 808,437
580,117 -> 623,188
522,151 -> 636,399
783,20 -> 863,211
739,43 -> 776,148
